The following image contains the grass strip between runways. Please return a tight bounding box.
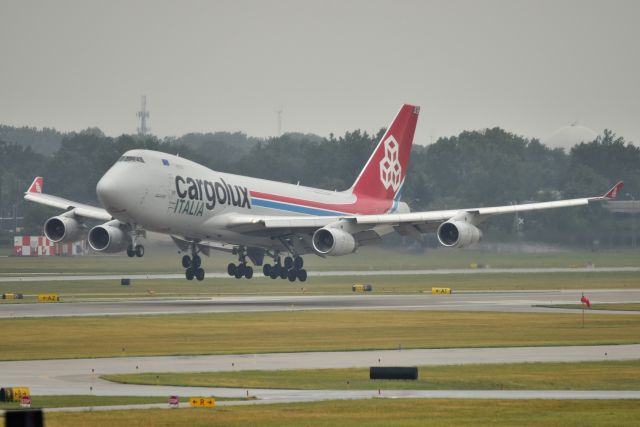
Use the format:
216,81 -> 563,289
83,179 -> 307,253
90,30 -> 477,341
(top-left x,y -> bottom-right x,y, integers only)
0,395 -> 246,410
2,272 -> 640,301
0,395 -> 166,409
37,399 -> 640,427
1,310 -> 639,360
103,359 -> 640,390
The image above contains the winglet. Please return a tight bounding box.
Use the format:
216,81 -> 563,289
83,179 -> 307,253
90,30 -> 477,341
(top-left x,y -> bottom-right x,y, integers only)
602,181 -> 624,200
26,177 -> 43,194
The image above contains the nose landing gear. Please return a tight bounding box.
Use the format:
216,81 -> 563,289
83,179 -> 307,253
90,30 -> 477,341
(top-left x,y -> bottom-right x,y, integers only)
126,227 -> 146,258
127,244 -> 145,258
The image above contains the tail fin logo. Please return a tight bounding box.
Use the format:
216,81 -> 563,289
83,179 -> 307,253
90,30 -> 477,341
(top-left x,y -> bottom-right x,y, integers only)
379,136 -> 402,191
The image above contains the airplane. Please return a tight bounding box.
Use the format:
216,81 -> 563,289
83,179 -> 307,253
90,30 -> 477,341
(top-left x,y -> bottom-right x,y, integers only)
24,104 -> 623,282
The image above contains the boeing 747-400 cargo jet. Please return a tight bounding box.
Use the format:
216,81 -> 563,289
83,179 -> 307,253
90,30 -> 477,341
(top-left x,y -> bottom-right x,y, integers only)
24,105 -> 623,281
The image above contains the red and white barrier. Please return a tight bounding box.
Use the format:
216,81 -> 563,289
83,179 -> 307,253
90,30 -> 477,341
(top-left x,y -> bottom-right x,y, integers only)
13,236 -> 89,256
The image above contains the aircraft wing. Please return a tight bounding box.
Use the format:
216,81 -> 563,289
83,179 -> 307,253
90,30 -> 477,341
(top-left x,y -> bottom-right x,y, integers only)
222,181 -> 624,236
23,177 -> 112,221
356,181 -> 624,227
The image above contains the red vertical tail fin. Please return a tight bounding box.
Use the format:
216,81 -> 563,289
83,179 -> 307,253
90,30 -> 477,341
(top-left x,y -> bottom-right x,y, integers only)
27,177 -> 44,194
350,104 -> 419,202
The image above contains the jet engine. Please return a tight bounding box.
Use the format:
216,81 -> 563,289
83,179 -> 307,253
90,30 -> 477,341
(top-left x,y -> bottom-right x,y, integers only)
44,215 -> 86,243
88,221 -> 130,253
312,227 -> 358,256
437,220 -> 482,248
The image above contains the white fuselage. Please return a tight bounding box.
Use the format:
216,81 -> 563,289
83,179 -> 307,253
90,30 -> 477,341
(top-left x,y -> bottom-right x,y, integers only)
96,149 -> 407,251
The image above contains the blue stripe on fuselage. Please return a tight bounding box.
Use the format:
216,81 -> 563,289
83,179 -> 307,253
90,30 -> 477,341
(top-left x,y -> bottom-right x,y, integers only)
251,198 -> 347,216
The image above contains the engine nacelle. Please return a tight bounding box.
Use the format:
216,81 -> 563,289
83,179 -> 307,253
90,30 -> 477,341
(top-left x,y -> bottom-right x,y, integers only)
44,215 -> 86,243
88,221 -> 130,253
312,227 -> 358,256
437,221 -> 482,248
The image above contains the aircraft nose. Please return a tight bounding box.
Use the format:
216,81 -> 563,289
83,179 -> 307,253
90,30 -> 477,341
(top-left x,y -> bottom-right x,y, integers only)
96,168 -> 125,210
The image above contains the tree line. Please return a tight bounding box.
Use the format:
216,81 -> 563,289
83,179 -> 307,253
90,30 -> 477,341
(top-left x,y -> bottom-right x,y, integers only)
0,124 -> 637,249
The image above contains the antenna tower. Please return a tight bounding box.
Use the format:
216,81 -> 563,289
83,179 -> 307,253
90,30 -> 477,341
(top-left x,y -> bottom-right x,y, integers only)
276,106 -> 283,136
137,95 -> 150,136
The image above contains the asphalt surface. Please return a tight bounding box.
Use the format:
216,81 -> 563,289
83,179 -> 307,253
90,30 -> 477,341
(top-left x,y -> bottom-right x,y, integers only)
2,266 -> 640,282
1,272 -> 639,412
1,345 -> 639,407
1,289 -> 639,318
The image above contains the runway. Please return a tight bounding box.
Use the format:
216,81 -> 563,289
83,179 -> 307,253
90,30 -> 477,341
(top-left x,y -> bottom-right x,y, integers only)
1,289 -> 639,318
1,266 -> 639,282
1,345 -> 639,406
2,280 -> 639,412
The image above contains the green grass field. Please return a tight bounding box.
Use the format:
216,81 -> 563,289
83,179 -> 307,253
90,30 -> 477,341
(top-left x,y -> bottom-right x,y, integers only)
1,271 -> 639,302
0,395 -> 166,410
0,394 -> 248,410
1,310 -> 639,361
33,399 -> 640,427
104,360 -> 640,391
1,247 -> 638,275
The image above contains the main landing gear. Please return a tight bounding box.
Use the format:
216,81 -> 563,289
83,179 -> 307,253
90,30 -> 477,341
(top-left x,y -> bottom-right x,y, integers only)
182,248 -> 205,281
227,247 -> 253,279
262,255 -> 307,282
225,248 -> 306,282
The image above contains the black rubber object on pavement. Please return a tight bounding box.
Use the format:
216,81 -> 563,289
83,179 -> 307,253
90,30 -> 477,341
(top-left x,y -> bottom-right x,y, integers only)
5,409 -> 44,427
370,366 -> 418,380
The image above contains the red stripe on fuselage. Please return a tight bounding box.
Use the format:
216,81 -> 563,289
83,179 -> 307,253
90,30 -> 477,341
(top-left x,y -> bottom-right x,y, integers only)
249,191 -> 393,215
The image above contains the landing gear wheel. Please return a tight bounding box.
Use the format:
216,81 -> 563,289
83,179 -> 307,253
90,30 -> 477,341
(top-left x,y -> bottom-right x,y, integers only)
297,269 -> 307,282
134,245 -> 145,257
195,268 -> 205,281
287,269 -> 297,282
263,264 -> 272,276
227,263 -> 237,276
235,263 -> 245,279
185,268 -> 195,281
134,245 -> 144,258
294,256 -> 304,270
279,267 -> 288,280
244,266 -> 253,279
126,246 -> 135,258
182,255 -> 192,268
191,255 -> 201,269
270,265 -> 279,279
284,256 -> 293,269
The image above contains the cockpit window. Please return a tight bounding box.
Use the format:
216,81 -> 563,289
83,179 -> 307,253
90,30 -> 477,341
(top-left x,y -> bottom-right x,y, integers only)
118,155 -> 145,163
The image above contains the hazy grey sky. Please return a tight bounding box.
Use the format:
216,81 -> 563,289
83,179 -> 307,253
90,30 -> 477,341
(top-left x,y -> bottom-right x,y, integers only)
1,0 -> 638,146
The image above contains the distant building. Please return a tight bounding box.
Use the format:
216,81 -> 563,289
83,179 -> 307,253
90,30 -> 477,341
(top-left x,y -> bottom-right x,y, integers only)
606,201 -> 640,214
542,124 -> 598,150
